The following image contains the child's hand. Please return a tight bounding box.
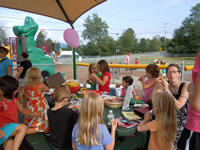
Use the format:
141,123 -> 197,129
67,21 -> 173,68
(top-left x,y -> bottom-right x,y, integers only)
139,75 -> 145,81
111,119 -> 117,131
91,73 -> 97,78
68,104 -> 75,109
0,129 -> 5,139
32,112 -> 40,118
161,79 -> 169,92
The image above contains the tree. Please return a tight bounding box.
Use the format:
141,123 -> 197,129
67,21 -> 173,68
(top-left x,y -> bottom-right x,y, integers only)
0,27 -> 7,44
82,13 -> 109,55
36,30 -> 47,47
117,28 -> 137,54
149,36 -> 162,52
138,38 -> 150,52
170,3 -> 200,53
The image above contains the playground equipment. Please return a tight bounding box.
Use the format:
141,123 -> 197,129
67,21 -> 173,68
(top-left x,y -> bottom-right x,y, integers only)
13,16 -> 55,77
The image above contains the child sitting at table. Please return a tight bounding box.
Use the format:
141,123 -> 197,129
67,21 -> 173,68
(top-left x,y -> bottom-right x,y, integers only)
47,85 -> 79,150
139,64 -> 160,103
137,92 -> 177,150
121,76 -> 136,97
24,67 -> 50,134
87,63 -> 101,90
0,75 -> 38,150
91,60 -> 111,93
72,92 -> 117,150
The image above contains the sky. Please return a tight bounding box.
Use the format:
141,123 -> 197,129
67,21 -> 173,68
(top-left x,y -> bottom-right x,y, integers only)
0,0 -> 199,44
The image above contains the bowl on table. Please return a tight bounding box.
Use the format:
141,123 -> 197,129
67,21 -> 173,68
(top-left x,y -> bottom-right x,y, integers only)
68,86 -> 80,93
103,96 -> 124,109
104,101 -> 123,109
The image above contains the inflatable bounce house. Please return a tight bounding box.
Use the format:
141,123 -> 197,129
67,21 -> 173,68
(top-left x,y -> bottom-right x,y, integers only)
13,16 -> 56,77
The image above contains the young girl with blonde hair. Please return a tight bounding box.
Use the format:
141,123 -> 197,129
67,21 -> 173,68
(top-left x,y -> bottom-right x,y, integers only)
137,92 -> 177,150
72,92 -> 117,150
24,67 -> 50,134
87,63 -> 101,90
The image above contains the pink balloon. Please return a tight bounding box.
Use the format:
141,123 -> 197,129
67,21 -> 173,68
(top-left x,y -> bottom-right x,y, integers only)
63,29 -> 79,48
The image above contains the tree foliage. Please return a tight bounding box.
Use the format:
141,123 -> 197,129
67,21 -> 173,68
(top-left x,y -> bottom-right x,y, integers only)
79,4 -> 200,56
169,3 -> 200,53
117,28 -> 137,54
82,13 -> 109,55
36,30 -> 48,47
0,28 -> 7,44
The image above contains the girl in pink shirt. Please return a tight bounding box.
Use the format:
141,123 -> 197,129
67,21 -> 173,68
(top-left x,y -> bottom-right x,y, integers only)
178,53 -> 200,150
121,76 -> 136,97
139,64 -> 160,103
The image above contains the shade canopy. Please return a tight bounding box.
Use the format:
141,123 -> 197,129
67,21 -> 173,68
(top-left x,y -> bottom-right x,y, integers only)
0,0 -> 106,26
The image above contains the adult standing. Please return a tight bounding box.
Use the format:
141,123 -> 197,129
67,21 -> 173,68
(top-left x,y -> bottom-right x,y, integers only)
161,64 -> 189,149
177,53 -> 200,150
0,46 -> 13,77
124,52 -> 132,64
124,53 -> 132,74
15,52 -> 32,86
15,52 -> 32,104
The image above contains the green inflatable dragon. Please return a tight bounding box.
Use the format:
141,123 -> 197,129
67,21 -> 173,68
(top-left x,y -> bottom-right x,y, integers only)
13,16 -> 55,76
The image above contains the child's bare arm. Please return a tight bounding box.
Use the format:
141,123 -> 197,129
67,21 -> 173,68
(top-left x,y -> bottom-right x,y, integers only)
142,79 -> 156,89
16,101 -> 40,118
105,120 -> 117,150
41,83 -> 50,92
91,73 -> 108,86
72,141 -> 76,150
137,112 -> 151,132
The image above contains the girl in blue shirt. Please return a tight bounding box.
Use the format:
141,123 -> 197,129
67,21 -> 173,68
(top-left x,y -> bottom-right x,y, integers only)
72,92 -> 117,150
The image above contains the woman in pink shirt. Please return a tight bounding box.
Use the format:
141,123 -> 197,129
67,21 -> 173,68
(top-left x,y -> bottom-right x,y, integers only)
178,53 -> 200,150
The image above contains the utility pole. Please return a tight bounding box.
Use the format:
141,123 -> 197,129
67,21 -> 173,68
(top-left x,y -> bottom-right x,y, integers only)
163,23 -> 169,51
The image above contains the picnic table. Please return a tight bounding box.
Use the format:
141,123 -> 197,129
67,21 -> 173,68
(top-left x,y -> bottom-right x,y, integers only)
24,92 -> 148,150
103,106 -> 148,150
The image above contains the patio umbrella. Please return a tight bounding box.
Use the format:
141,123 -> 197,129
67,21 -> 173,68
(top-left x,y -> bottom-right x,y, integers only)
0,0 -> 107,79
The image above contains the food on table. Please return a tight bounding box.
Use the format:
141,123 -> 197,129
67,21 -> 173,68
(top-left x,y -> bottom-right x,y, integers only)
65,80 -> 80,93
65,80 -> 80,87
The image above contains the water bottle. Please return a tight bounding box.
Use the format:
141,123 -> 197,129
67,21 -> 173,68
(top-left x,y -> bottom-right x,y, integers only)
107,110 -> 115,126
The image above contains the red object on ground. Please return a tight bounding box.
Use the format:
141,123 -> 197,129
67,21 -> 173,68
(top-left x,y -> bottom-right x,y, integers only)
68,86 -> 80,93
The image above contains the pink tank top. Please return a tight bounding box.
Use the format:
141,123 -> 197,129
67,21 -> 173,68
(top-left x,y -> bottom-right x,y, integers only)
185,54 -> 200,132
121,88 -> 136,97
142,80 -> 154,102
185,105 -> 200,132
